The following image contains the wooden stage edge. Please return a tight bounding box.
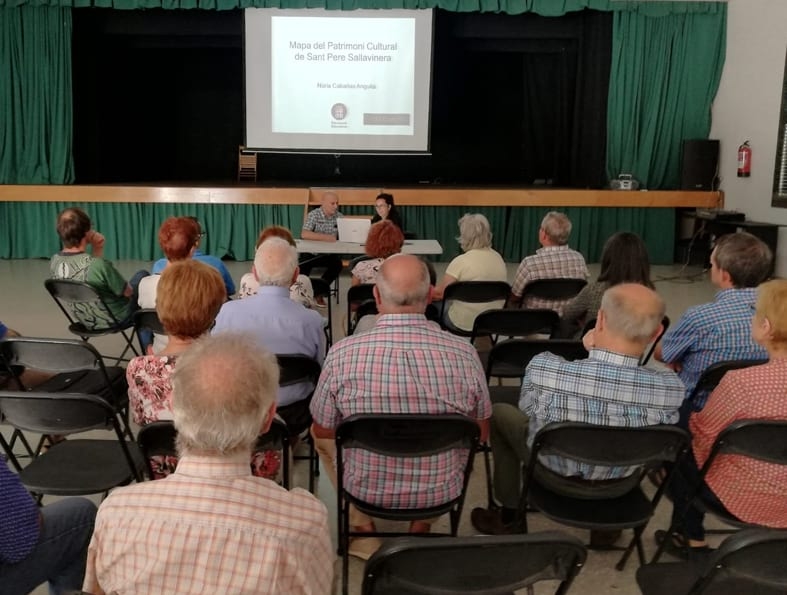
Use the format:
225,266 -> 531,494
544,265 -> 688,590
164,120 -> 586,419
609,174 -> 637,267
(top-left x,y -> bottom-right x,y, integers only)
0,185 -> 723,209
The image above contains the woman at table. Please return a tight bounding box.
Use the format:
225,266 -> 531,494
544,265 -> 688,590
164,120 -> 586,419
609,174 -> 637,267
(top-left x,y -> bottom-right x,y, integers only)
432,213 -> 507,332
371,192 -> 403,230
238,225 -> 316,308
351,220 -> 405,286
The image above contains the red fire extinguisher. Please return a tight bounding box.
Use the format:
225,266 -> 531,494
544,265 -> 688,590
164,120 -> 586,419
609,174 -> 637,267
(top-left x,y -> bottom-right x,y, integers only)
737,141 -> 752,177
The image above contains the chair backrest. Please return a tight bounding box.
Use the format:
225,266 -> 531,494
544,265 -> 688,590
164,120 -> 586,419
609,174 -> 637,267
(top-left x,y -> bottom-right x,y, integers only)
276,354 -> 322,388
705,419 -> 787,469
347,284 -> 378,335
639,315 -> 670,366
362,531 -> 587,595
134,309 -> 166,336
688,359 -> 768,406
530,422 -> 690,470
442,281 -> 511,305
0,336 -> 107,376
486,339 -> 587,380
470,309 -> 560,344
44,278 -> 125,330
521,278 -> 587,302
137,420 -> 179,477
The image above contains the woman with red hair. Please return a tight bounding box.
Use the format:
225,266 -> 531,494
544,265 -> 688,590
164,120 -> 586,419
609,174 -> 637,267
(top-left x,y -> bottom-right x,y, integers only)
351,220 -> 405,286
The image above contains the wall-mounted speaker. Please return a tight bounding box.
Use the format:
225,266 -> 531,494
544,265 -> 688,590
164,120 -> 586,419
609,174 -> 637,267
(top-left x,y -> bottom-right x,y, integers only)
680,139 -> 720,191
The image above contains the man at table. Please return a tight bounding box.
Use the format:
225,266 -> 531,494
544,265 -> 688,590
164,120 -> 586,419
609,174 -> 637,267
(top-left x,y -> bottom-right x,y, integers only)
302,191 -> 342,242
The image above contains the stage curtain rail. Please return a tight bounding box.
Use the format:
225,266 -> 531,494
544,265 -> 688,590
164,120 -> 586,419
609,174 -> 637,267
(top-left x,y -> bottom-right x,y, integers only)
0,201 -> 675,265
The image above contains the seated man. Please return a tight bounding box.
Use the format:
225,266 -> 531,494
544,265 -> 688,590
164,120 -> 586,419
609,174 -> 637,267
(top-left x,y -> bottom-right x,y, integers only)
213,237 -> 324,429
302,191 -> 342,242
472,284 -> 685,536
310,254 -> 491,558
50,207 -> 147,328
509,211 -> 588,313
83,333 -> 333,594
1,457 -> 96,594
662,279 -> 787,557
656,232 -> 772,409
151,216 -> 235,296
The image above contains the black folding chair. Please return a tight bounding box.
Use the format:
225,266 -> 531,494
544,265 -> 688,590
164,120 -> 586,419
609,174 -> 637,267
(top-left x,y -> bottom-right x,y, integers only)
346,284 -> 377,336
136,420 -> 179,479
44,278 -> 139,364
133,308 -> 166,353
301,253 -> 343,304
686,359 -> 768,411
311,278 -> 334,347
439,281 -> 511,337
0,337 -> 133,442
336,414 -> 481,595
0,390 -> 144,497
520,278 -> 587,307
470,308 -> 559,348
520,422 -> 691,570
652,419 -> 787,563
362,531 -> 587,595
640,316 -> 670,366
638,528 -> 787,595
277,354 -> 323,492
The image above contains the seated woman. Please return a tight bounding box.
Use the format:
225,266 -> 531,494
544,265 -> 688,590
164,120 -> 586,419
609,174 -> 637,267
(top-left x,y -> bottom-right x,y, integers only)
351,220 -> 405,286
662,279 -> 787,557
371,192 -> 403,230
238,225 -> 316,308
559,232 -> 653,338
432,213 -> 507,333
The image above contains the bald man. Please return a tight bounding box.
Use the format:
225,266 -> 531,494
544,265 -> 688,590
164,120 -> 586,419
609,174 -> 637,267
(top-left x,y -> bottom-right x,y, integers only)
472,283 -> 685,537
310,254 -> 491,558
302,192 -> 342,242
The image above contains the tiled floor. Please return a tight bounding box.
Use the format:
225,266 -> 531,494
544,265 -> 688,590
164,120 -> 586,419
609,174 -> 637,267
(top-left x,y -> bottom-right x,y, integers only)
3,257 -> 727,595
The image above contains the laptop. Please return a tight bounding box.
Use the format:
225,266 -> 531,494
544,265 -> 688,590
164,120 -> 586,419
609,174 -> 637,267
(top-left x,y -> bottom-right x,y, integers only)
337,218 -> 372,243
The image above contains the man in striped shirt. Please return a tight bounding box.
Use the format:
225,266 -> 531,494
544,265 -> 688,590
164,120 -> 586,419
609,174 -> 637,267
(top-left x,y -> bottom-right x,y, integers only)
84,334 -> 333,595
472,284 -> 684,536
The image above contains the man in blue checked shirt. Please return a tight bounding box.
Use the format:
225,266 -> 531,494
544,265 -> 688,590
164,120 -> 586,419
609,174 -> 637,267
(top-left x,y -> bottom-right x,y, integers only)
472,283 -> 684,537
655,232 -> 771,411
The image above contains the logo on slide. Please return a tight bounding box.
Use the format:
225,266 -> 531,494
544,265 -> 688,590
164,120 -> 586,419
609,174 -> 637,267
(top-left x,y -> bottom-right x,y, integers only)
331,103 -> 348,121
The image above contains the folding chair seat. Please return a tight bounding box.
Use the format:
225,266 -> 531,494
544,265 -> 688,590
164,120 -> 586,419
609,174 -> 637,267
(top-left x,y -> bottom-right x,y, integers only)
519,422 -> 690,570
362,531 -> 587,595
638,528 -> 787,595
346,284 -> 377,336
520,278 -> 587,307
277,354 -> 322,492
336,414 -> 481,595
45,278 -> 139,364
652,419 -> 787,563
0,390 -> 144,497
0,337 -> 133,442
439,281 -> 511,338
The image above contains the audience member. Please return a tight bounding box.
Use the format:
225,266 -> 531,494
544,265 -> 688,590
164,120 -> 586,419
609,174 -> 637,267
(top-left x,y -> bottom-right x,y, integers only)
311,254 -> 491,559
238,225 -> 316,308
50,207 -> 147,328
559,232 -> 653,338
432,213 -> 508,332
660,279 -> 787,558
509,211 -> 588,312
1,457 -> 96,594
471,284 -> 684,539
84,334 -> 333,594
151,217 -> 235,296
214,237 -> 324,430
351,220 -> 405,286
370,192 -> 403,230
656,232 -> 772,408
302,191 -> 342,242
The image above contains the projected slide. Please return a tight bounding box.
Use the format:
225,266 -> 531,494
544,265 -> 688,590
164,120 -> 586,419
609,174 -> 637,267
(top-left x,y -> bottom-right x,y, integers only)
245,8 -> 433,152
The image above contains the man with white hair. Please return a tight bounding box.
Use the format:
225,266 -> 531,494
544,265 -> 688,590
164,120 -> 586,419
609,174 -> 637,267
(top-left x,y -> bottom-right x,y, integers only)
83,334 -> 333,594
509,211 -> 588,312
471,284 -> 684,537
310,253 -> 492,558
213,237 -> 324,428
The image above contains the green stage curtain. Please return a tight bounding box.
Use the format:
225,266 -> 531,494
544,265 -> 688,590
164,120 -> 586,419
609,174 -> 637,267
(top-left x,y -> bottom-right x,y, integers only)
0,6 -> 73,184
1,201 -> 675,265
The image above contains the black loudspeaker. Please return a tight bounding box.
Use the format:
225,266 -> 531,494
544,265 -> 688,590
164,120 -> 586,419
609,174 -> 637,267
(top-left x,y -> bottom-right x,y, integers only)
680,139 -> 720,190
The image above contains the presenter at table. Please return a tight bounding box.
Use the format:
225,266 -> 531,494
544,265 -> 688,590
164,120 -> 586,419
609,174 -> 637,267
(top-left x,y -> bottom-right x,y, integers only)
302,192 -> 342,242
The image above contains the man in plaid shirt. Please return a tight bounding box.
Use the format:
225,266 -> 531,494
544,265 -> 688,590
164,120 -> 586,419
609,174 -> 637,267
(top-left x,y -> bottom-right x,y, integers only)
310,254 -> 491,558
472,284 -> 684,536
509,211 -> 588,313
302,191 -> 342,242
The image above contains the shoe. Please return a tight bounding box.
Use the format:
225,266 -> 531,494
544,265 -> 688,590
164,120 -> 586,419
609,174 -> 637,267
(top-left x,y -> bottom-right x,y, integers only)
589,529 -> 622,548
654,530 -> 712,561
471,507 -> 518,535
348,536 -> 383,561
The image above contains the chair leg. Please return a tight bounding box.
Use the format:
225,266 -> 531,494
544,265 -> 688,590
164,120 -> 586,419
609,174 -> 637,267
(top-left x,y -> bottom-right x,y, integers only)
482,443 -> 496,509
